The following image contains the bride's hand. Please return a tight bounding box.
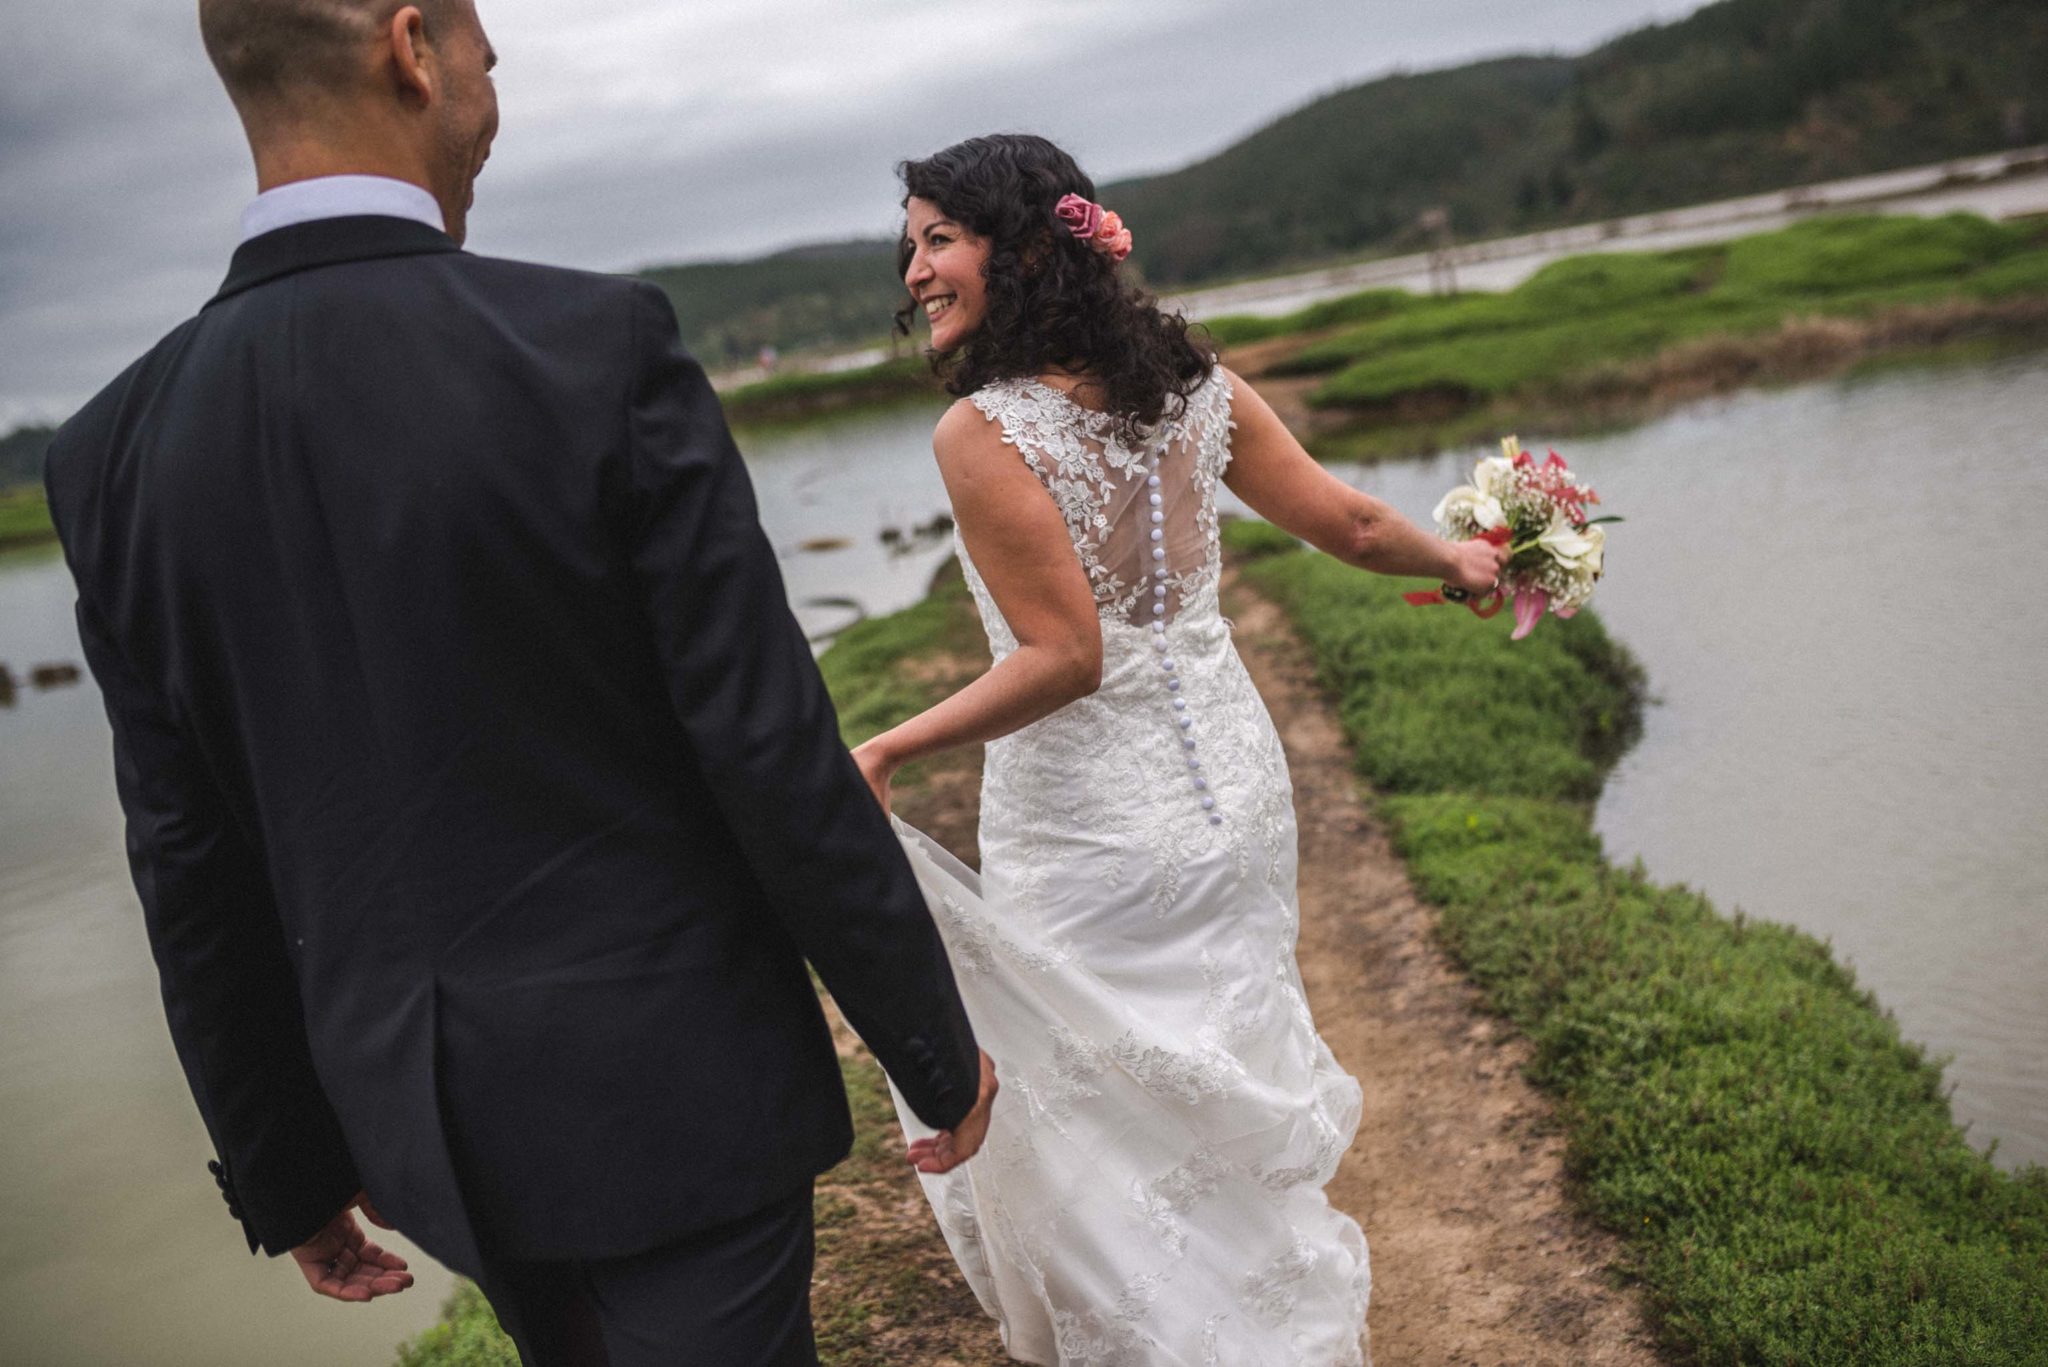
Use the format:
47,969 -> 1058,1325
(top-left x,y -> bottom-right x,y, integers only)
851,739 -> 897,815
1446,536 -> 1510,596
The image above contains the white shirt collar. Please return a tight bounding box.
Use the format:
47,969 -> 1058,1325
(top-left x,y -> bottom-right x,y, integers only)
239,175 -> 446,244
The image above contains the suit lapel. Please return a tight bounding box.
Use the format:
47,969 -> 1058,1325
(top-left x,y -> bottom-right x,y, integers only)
210,216 -> 461,305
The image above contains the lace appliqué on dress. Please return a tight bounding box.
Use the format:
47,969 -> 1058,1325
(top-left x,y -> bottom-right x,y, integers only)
893,367 -> 1370,1366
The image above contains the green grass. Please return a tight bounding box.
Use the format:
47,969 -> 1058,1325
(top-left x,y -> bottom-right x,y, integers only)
0,487 -> 55,548
1230,519 -> 2048,1365
1200,289 -> 1417,347
721,357 -> 938,428
686,213 -> 2048,449
394,1284 -> 516,1367
1260,214 -> 2048,410
815,564 -> 981,750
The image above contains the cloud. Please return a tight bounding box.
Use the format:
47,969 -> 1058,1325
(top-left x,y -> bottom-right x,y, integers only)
0,0 -> 1703,427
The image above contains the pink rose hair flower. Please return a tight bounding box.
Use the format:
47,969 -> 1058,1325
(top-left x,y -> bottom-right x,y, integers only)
1055,193 -> 1132,262
1054,193 -> 1104,240
1093,211 -> 1133,262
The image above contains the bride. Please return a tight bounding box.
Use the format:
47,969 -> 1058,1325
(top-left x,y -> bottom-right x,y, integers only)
851,134 -> 1508,1366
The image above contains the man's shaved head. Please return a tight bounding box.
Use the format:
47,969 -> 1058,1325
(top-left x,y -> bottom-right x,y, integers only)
198,0 -> 499,244
199,0 -> 453,109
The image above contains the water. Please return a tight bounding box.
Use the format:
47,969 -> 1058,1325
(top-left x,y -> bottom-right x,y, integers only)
1315,354 -> 2048,1171
0,544 -> 456,1365
729,403 -> 956,644
5,358 -> 2045,1362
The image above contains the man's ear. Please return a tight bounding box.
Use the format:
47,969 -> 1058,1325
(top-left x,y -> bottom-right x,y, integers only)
387,5 -> 435,106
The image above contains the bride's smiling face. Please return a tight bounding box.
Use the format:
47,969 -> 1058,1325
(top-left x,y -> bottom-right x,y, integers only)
903,197 -> 990,350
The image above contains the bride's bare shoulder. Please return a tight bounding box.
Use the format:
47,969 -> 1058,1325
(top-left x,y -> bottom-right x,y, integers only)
933,394 -> 1011,460
1211,365 -> 1286,435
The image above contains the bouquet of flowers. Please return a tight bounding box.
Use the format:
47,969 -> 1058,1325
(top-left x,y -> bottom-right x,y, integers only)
1404,436 -> 1619,639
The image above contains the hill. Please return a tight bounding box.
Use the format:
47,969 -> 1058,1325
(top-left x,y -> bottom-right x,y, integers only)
637,0 -> 2047,357
1109,0 -> 2047,283
639,240 -> 899,367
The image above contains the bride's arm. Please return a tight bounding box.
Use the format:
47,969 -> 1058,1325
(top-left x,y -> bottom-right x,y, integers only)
851,400 -> 1102,811
1218,366 -> 1506,590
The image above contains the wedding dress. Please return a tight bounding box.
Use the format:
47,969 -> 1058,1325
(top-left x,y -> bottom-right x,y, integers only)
887,366 -> 1369,1366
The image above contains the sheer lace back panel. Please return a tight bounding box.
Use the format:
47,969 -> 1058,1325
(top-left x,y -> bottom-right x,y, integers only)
965,366 -> 1234,641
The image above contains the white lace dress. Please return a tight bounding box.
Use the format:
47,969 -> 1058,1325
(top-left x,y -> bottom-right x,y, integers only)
887,367 -> 1369,1366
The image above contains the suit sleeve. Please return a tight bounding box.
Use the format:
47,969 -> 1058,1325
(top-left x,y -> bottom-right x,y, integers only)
74,598 -> 360,1255
619,281 -> 980,1130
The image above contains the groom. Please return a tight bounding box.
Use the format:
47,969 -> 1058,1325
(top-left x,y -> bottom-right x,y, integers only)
42,0 -> 994,1362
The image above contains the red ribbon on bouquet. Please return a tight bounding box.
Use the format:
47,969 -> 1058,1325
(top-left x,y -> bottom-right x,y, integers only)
1402,526 -> 1510,618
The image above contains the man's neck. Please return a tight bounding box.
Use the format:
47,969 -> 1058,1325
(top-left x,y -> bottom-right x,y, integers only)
250,142 -> 446,222
238,174 -> 447,244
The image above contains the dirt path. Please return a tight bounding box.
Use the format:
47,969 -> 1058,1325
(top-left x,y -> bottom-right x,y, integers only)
818,570 -> 1664,1365
1224,572 -> 1662,1366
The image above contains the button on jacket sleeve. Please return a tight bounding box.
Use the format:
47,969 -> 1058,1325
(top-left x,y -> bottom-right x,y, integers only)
618,283 -> 980,1129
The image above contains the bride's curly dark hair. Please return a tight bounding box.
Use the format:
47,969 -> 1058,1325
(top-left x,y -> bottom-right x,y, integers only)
895,134 -> 1214,443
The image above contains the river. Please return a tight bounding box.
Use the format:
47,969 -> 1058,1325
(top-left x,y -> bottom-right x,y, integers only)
1329,354 -> 2048,1173
2,353 -> 2043,1362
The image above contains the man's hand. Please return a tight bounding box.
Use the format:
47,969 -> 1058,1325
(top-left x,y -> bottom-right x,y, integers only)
907,1050 -> 999,1175
289,1191 -> 414,1302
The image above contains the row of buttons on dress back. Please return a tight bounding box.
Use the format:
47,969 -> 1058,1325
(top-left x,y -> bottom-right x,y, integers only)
1146,450 -> 1222,827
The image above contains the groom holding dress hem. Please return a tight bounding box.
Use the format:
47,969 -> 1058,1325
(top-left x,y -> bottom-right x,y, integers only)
42,1 -> 995,1362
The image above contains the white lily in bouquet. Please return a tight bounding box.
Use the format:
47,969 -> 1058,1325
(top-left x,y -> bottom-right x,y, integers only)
1405,436 -> 1620,639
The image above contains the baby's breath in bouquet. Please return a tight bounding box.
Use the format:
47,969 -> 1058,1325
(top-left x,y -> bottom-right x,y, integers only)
1405,436 -> 1619,639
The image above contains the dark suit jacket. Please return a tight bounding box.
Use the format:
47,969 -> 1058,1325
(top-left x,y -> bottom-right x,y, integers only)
44,214 -> 979,1275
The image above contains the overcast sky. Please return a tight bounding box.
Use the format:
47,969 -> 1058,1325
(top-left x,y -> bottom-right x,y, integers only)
0,0 -> 1706,430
